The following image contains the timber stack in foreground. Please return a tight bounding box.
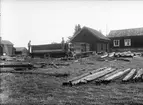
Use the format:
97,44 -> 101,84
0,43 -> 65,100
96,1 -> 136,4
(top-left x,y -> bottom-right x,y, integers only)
63,67 -> 143,86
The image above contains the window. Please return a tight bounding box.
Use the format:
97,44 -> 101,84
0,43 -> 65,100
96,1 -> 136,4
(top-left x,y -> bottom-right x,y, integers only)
113,40 -> 120,47
124,39 -> 131,46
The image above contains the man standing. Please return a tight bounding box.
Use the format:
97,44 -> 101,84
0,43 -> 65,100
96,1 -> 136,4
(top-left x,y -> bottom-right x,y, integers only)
28,40 -> 31,55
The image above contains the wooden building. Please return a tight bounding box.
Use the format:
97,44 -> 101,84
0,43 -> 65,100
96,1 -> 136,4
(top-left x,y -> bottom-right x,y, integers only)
31,43 -> 69,58
70,26 -> 110,53
15,47 -> 28,56
0,40 -> 14,56
108,27 -> 143,52
0,37 -> 2,55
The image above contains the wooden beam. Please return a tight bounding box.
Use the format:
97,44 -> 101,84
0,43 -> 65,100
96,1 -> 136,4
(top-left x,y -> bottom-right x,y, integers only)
71,67 -> 115,85
67,67 -> 107,83
0,62 -> 33,68
104,68 -> 131,81
0,70 -> 69,77
133,68 -> 143,80
98,69 -> 119,81
122,69 -> 136,82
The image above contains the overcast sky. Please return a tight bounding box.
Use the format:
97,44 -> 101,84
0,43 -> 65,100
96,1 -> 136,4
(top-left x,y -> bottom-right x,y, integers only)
1,0 -> 143,47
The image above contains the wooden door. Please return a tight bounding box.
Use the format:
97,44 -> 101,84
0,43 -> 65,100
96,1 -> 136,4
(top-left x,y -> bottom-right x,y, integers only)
97,43 -> 101,52
0,46 -> 3,55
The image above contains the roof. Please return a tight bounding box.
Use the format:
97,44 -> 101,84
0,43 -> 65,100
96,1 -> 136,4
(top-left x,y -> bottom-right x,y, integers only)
15,47 -> 27,51
84,27 -> 110,40
108,27 -> 143,38
70,26 -> 110,42
31,43 -> 63,51
1,40 -> 13,45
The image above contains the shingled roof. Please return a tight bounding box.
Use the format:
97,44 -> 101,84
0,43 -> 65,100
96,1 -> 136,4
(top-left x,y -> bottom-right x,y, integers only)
85,27 -> 110,40
70,26 -> 110,42
1,40 -> 13,45
108,27 -> 143,38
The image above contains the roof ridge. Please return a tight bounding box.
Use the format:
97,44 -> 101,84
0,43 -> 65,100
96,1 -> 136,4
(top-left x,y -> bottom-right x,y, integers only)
84,26 -> 110,40
110,27 -> 143,32
108,27 -> 143,37
70,26 -> 110,42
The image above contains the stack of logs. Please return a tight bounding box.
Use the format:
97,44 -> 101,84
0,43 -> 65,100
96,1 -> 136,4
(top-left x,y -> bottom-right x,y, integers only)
63,67 -> 143,86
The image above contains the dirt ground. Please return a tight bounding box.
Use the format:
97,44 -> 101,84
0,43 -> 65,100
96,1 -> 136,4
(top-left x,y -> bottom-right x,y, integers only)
1,55 -> 143,105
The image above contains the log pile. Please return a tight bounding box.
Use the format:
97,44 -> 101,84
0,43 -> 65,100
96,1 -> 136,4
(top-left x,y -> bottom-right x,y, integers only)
63,67 -> 143,86
133,68 -> 143,81
122,69 -> 136,82
0,62 -> 33,70
104,68 -> 131,81
71,67 -> 115,85
97,51 -> 137,62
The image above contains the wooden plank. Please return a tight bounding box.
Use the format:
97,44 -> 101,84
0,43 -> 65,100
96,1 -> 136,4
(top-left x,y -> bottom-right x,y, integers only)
117,58 -> 131,62
0,62 -> 33,68
0,70 -> 69,77
71,67 -> 115,85
122,69 -> 136,81
133,68 -> 143,79
104,68 -> 131,81
0,68 -> 15,71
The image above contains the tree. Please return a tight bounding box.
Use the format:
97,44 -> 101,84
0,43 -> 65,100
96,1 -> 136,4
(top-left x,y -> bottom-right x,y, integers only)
66,24 -> 81,43
74,24 -> 81,35
66,36 -> 72,43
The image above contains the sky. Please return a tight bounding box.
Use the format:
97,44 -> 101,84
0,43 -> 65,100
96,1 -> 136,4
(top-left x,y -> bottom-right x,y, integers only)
1,0 -> 143,48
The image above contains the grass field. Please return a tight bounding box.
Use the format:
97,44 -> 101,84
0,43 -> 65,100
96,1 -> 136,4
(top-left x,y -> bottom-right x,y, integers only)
1,55 -> 143,105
